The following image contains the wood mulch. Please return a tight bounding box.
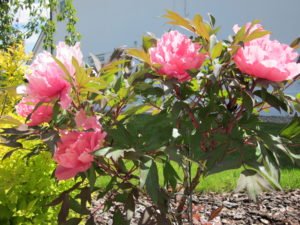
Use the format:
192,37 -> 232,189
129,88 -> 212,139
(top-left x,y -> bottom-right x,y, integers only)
92,189 -> 300,225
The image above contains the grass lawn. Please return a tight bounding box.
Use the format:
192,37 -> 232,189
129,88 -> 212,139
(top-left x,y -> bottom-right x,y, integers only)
96,122 -> 300,193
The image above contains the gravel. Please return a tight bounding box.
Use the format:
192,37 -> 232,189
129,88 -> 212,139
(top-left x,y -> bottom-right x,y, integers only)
91,189 -> 300,225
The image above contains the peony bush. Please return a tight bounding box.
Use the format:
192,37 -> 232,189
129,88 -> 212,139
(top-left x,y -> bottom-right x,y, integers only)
1,11 -> 300,224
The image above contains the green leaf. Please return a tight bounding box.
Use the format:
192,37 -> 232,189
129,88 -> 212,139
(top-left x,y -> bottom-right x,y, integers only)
58,195 -> 70,225
93,147 -> 112,157
53,57 -> 73,83
280,117 -> 300,139
290,37 -> 300,49
142,35 -> 157,52
126,112 -> 173,151
89,53 -> 102,71
189,129 -> 204,161
124,191 -> 135,221
260,156 -> 281,190
235,169 -> 272,201
163,162 -> 180,190
118,105 -> 152,121
208,13 -> 216,27
140,158 -> 159,204
163,10 -> 194,33
87,166 -> 96,190
244,30 -> 270,43
0,116 -> 22,126
1,148 -> 19,160
86,217 -> 96,225
98,177 -> 116,198
254,89 -> 287,112
242,91 -> 255,117
105,149 -> 135,161
85,77 -> 109,92
0,138 -> 22,149
207,155 -> 243,175
69,197 -> 83,214
0,205 -> 12,219
113,75 -> 123,93
193,14 -> 210,40
126,48 -> 151,64
108,125 -> 133,148
128,70 -> 147,85
65,218 -> 82,225
113,208 -> 129,225
234,25 -> 247,45
78,187 -> 91,212
260,133 -> 300,164
211,41 -> 223,59
73,57 -> 90,87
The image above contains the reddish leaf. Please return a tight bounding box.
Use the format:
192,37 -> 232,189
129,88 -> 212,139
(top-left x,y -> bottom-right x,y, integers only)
208,206 -> 223,221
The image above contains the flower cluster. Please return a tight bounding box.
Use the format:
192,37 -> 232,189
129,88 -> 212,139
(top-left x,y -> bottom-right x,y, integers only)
233,24 -> 300,82
16,43 -> 106,180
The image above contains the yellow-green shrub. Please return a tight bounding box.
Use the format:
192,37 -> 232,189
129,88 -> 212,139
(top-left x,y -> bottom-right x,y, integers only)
0,147 -> 75,225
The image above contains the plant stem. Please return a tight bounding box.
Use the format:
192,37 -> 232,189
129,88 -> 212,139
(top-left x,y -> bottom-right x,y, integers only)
0,92 -> 8,117
175,162 -> 202,224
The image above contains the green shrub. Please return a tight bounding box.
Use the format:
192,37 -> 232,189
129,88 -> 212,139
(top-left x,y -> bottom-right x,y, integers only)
0,148 -> 74,225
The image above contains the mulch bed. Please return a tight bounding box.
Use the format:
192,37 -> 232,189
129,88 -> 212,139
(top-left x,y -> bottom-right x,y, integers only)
92,189 -> 300,225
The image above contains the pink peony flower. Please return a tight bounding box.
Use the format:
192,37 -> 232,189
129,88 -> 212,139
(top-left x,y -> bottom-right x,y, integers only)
16,97 -> 53,126
26,42 -> 83,109
149,30 -> 206,82
26,52 -> 72,109
75,109 -> 100,130
233,24 -> 300,82
56,42 -> 83,76
54,110 -> 106,180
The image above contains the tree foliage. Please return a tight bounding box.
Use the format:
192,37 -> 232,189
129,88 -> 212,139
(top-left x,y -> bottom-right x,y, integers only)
0,0 -> 80,50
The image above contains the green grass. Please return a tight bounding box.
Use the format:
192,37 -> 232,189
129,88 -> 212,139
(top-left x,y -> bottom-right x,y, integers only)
197,167 -> 300,193
96,122 -> 300,193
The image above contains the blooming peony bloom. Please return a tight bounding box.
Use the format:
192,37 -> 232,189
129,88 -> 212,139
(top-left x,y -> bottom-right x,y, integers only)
26,52 -> 72,109
56,42 -> 83,76
233,24 -> 300,82
149,30 -> 206,82
26,42 -> 83,109
54,110 -> 106,180
16,97 -> 53,126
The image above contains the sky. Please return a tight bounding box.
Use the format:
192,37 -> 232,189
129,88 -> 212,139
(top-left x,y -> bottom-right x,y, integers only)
15,5 -> 48,53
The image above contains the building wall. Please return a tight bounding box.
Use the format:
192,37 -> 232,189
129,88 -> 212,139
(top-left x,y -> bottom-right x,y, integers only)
49,0 -> 299,115
53,0 -> 300,56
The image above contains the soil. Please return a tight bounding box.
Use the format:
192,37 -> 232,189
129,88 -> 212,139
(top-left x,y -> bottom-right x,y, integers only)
92,189 -> 300,225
